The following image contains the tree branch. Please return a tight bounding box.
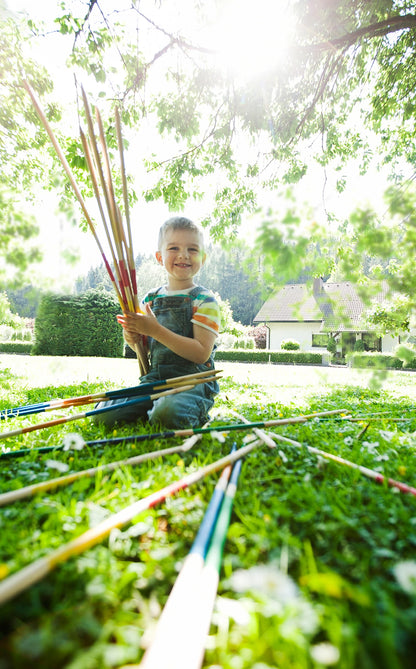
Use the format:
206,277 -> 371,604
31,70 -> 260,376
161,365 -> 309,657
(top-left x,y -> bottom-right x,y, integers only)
73,0 -> 98,43
310,13 -> 416,52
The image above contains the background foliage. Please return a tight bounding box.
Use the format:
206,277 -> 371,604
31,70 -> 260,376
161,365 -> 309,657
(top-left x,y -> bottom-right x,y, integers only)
1,0 -> 416,335
32,289 -> 123,357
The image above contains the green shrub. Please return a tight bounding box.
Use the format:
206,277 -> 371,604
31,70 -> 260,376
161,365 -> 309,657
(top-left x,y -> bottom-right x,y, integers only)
403,356 -> 416,369
235,336 -> 255,349
395,343 -> 416,366
281,339 -> 300,351
0,342 -> 32,354
215,349 -> 269,363
32,289 -> 124,357
248,324 -> 267,349
353,339 -> 366,352
327,337 -> 337,354
215,349 -> 322,364
349,352 -> 403,369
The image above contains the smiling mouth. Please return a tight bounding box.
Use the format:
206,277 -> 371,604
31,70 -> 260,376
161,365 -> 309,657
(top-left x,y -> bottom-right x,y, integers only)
175,263 -> 191,268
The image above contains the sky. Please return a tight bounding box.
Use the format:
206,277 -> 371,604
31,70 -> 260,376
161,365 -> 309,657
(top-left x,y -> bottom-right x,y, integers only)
9,0 -> 189,289
8,0 -> 392,291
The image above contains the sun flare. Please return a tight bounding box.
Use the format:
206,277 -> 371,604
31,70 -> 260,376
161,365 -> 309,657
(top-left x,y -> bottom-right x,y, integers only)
211,0 -> 294,79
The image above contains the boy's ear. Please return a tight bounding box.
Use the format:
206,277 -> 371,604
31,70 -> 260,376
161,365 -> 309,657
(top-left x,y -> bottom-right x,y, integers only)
155,250 -> 163,265
201,251 -> 207,265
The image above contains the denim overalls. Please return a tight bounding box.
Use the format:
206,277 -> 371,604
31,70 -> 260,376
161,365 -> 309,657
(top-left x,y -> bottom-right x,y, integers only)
96,286 -> 219,428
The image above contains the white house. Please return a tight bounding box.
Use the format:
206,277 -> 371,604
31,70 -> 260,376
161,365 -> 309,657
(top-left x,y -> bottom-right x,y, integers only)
253,280 -> 401,355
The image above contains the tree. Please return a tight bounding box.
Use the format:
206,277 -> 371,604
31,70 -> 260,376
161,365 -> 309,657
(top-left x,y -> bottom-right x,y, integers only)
199,241 -> 267,325
0,4 -> 59,287
4,0 -> 416,330
6,284 -> 44,318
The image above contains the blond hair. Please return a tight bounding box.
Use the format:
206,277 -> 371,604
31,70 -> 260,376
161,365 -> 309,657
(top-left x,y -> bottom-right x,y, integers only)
158,216 -> 205,250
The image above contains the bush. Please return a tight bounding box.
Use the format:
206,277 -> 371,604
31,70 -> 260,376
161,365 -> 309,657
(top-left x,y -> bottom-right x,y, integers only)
215,349 -> 322,364
0,342 -> 32,354
353,339 -> 366,352
235,336 -> 255,349
215,349 -> 269,363
327,337 -> 337,354
247,325 -> 267,349
0,325 -> 15,341
32,289 -> 124,357
281,339 -> 300,351
217,333 -> 237,350
395,343 -> 416,365
349,352 -> 403,369
395,344 -> 416,369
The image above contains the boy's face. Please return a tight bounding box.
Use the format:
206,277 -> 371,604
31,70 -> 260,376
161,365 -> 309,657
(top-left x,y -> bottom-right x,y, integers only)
156,228 -> 206,289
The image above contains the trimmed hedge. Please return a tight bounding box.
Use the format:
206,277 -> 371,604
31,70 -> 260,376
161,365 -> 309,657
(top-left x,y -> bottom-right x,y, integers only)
0,342 -> 33,354
215,349 -> 323,364
348,352 -> 403,369
32,289 -> 124,357
403,357 -> 416,369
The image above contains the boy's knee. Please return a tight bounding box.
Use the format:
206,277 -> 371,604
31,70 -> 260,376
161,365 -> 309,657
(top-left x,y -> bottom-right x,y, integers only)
148,397 -> 185,429
148,394 -> 207,429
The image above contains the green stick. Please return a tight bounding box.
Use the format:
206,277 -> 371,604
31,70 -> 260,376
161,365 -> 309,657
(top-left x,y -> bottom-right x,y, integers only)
0,431 -> 206,507
0,384 -> 194,442
0,439 -> 261,606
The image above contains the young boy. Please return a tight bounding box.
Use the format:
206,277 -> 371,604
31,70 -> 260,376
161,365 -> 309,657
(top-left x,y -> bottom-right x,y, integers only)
97,216 -> 220,429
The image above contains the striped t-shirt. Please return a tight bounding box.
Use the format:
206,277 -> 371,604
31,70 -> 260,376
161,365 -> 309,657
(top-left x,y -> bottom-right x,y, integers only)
143,286 -> 220,336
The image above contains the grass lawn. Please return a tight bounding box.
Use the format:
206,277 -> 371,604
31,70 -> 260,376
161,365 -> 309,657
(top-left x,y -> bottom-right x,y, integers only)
1,354 -> 416,668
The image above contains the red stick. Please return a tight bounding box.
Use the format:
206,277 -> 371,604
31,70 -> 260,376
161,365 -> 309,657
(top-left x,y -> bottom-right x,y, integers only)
0,439 -> 261,606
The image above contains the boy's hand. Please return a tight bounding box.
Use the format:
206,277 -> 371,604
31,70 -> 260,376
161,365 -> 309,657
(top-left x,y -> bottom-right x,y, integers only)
123,329 -> 145,352
117,303 -> 159,338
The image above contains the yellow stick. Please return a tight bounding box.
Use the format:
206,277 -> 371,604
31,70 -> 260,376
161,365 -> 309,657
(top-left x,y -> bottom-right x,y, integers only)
80,88 -> 129,307
0,430 -> 211,507
0,385 -> 195,441
0,439 -> 262,606
115,107 -> 139,311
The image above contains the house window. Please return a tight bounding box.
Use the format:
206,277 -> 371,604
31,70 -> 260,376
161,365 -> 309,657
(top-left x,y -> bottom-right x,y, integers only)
312,334 -> 329,347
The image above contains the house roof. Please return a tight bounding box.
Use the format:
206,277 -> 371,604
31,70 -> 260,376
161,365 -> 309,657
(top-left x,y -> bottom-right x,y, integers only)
253,282 -> 390,331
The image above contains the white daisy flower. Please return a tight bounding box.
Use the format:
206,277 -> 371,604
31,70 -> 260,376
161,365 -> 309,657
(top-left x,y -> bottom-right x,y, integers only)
226,564 -> 299,604
310,642 -> 340,665
62,433 -> 86,451
393,560 -> 416,595
210,430 -> 226,443
45,459 -> 69,473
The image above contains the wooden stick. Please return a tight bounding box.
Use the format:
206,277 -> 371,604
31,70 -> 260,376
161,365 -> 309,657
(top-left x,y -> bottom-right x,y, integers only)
95,105 -> 135,312
188,457 -> 243,669
0,385 -> 195,441
269,432 -> 416,498
0,439 -> 262,606
229,409 -> 276,448
139,447 -> 237,668
0,370 -> 221,420
81,92 -> 148,372
84,408 -> 346,448
23,81 -> 120,299
115,107 -> 138,307
0,424 -> 213,507
79,125 -> 125,306
80,88 -> 131,309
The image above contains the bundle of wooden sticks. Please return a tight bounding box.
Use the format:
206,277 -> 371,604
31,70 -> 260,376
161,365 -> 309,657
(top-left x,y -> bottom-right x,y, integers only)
23,80 -> 149,374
